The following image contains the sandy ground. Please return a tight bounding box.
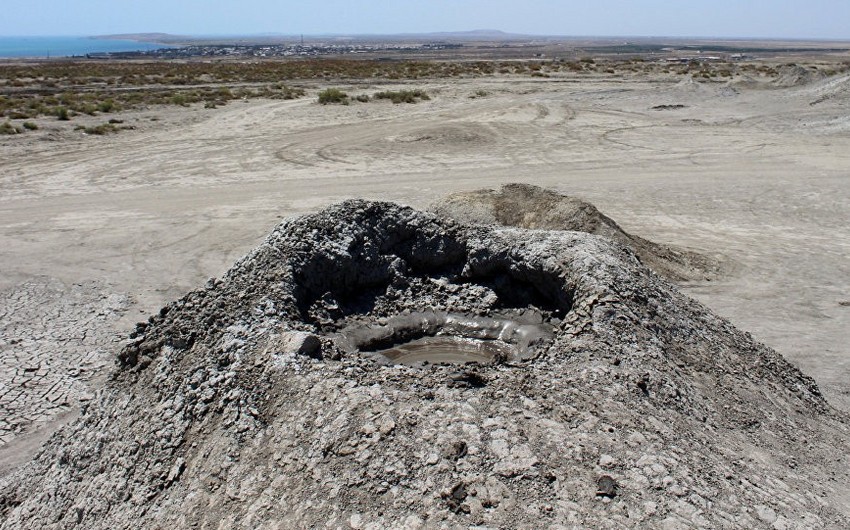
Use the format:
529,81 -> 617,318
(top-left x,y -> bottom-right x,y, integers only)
1,72 -> 849,470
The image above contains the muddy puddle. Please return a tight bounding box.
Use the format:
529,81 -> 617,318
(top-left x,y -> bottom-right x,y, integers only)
373,336 -> 513,366
333,310 -> 555,366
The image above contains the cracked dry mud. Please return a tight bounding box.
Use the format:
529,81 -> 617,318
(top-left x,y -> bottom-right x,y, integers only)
2,201 -> 849,529
0,279 -> 129,448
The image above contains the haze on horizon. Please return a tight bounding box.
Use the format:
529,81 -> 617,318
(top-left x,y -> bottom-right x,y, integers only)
2,0 -> 850,40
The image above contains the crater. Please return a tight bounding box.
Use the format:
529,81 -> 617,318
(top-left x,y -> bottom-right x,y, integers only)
122,200 -> 574,371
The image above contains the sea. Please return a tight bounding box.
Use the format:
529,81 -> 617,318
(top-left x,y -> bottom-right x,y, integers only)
0,36 -> 165,58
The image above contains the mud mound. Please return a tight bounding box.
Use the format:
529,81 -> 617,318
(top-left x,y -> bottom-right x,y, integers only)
773,65 -> 828,88
674,75 -> 701,89
2,201 -> 849,529
430,183 -> 722,282
806,73 -> 850,105
726,74 -> 763,90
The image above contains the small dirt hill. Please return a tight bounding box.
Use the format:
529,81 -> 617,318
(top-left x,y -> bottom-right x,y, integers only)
773,64 -> 828,88
1,201 -> 848,529
806,73 -> 850,105
430,183 -> 722,282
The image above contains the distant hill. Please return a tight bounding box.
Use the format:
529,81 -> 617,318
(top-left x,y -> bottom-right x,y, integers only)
411,29 -> 530,40
92,33 -> 189,44
92,30 -> 538,45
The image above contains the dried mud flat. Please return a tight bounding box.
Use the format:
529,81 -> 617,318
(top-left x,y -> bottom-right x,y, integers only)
0,66 -> 849,525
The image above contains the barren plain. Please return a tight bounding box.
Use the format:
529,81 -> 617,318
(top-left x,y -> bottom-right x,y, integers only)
1,55 -> 849,479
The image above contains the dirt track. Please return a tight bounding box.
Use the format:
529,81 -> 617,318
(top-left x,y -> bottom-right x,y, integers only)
1,73 -> 849,464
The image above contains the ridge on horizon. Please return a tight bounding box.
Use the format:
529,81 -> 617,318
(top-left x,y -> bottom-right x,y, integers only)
88,30 -> 850,44
91,29 -> 528,42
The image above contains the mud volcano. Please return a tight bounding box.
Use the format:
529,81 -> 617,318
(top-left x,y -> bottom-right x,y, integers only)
431,183 -> 724,282
2,200 -> 850,529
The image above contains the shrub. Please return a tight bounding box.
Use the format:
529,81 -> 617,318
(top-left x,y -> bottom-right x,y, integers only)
22,121 -> 38,130
97,99 -> 115,112
79,103 -> 99,115
373,89 -> 430,104
0,121 -> 22,134
83,123 -> 118,135
270,85 -> 305,100
56,107 -> 70,120
318,88 -> 349,105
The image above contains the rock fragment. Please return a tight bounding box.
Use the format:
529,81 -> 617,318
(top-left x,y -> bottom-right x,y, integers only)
272,331 -> 321,358
596,475 -> 618,498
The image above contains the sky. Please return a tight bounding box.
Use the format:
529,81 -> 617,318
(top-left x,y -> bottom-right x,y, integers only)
2,0 -> 850,40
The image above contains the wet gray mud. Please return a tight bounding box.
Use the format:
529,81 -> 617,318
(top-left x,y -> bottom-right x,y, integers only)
374,336 -> 510,366
335,310 -> 554,366
2,197 -> 850,530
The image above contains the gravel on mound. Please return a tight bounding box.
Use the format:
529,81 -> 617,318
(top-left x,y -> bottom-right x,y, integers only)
430,183 -> 723,282
1,200 -> 849,530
